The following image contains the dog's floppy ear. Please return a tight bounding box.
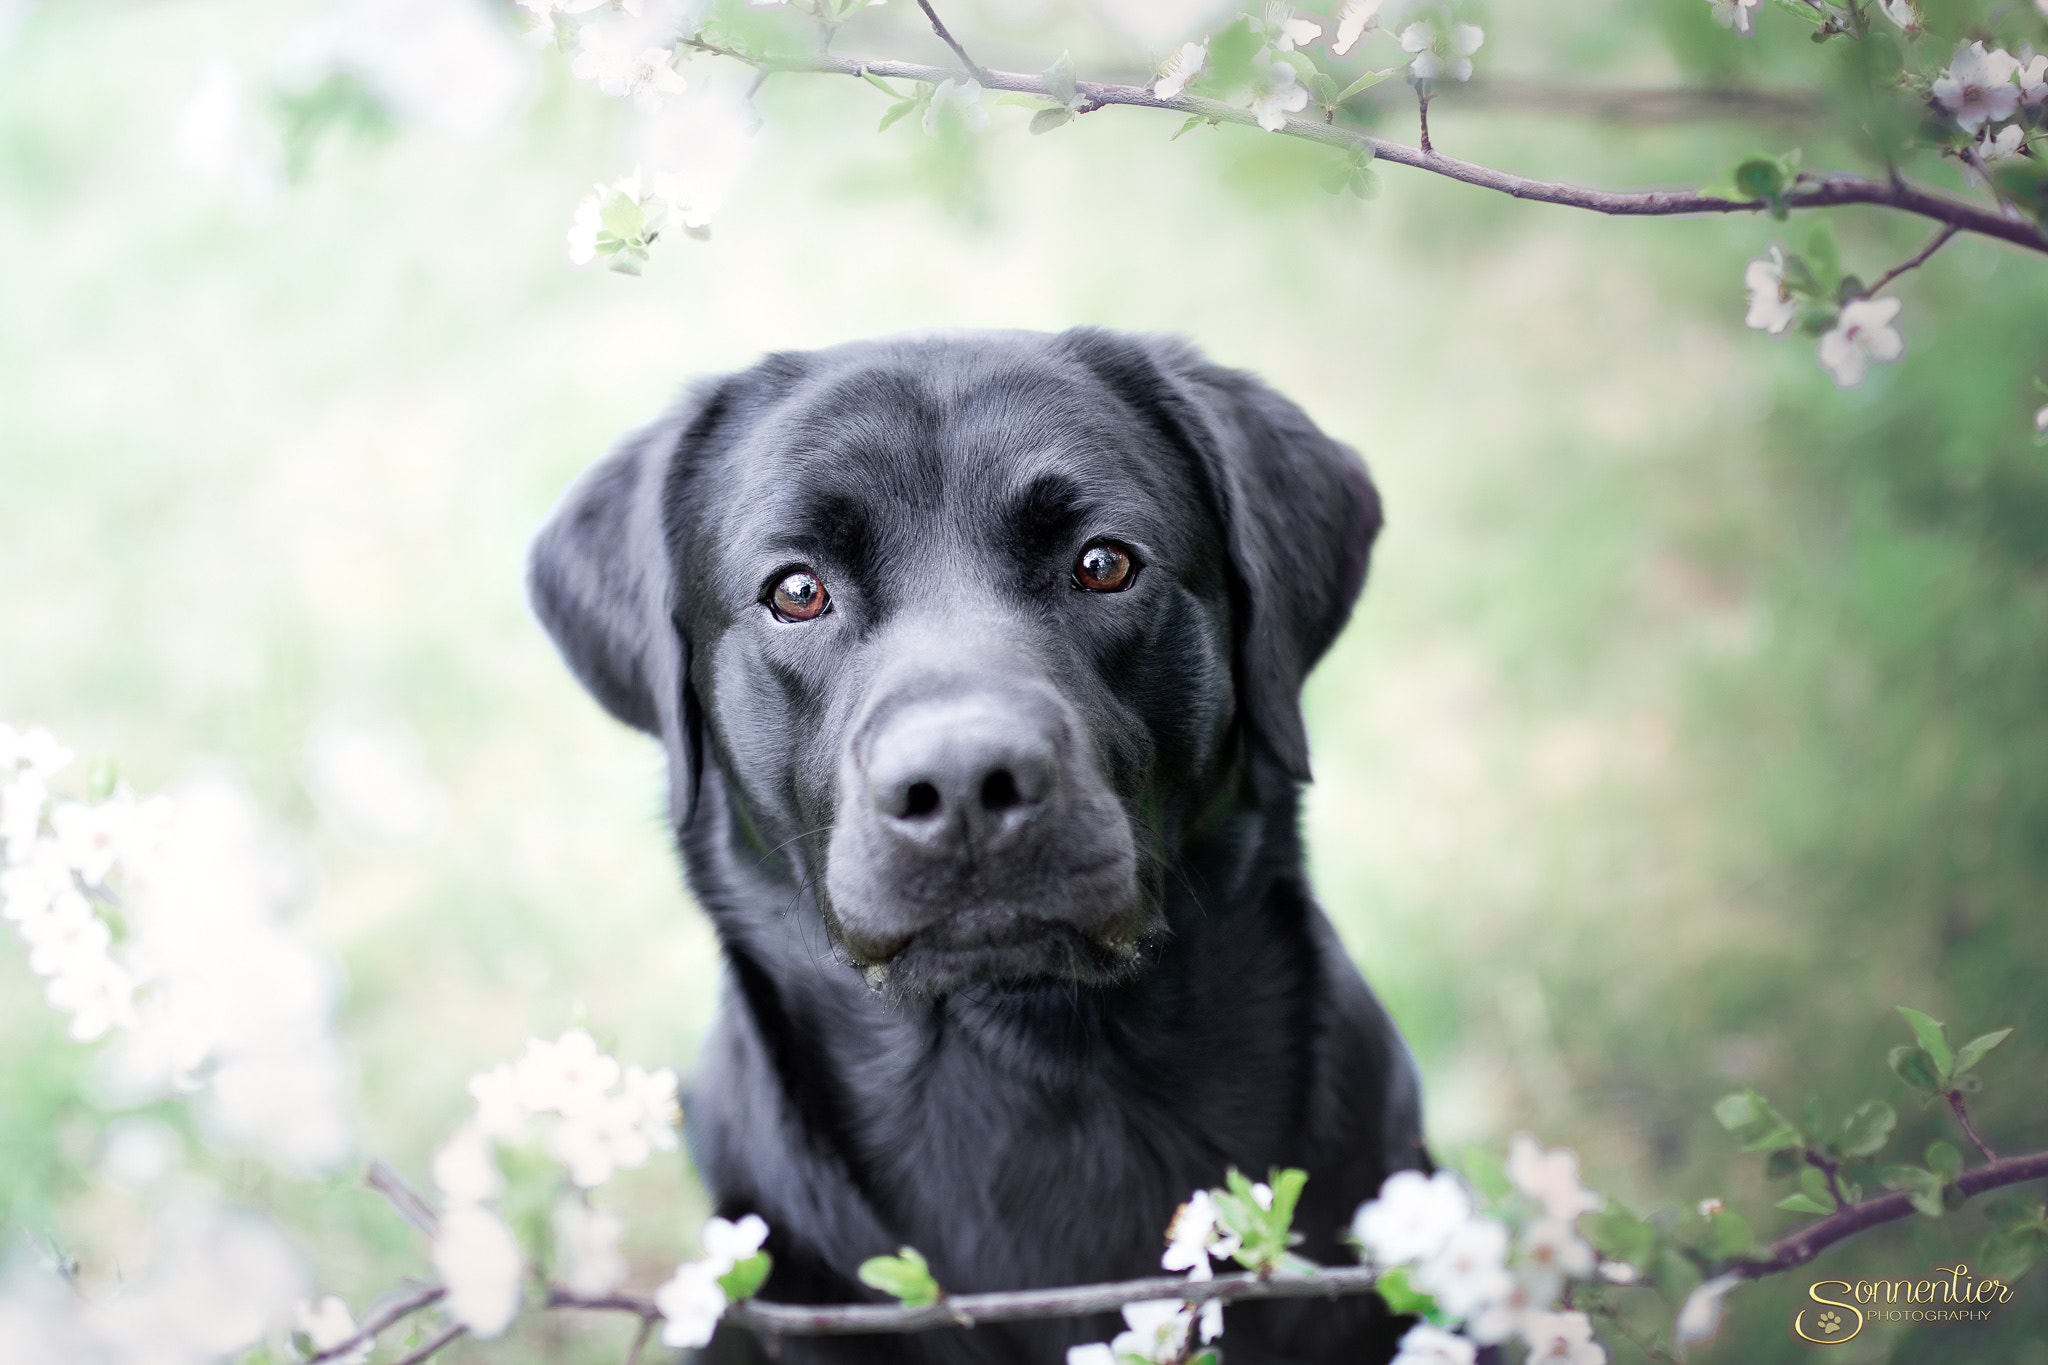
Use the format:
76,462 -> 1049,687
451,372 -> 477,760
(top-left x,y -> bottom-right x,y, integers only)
526,388 -> 720,823
1060,329 -> 1383,783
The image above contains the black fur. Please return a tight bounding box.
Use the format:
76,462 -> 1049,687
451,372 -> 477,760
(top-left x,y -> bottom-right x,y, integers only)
527,329 -> 1426,1364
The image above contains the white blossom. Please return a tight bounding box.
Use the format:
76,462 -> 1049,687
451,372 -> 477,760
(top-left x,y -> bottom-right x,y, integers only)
1067,1346 -> 1118,1365
433,1125 -> 504,1205
552,1093 -> 655,1187
1708,0 -> 1761,36
21,893 -> 108,977
1743,247 -> 1800,335
2,842 -> 72,920
1154,41 -> 1205,99
1333,0 -> 1383,57
924,78 -> 991,135
516,1028 -> 622,1116
45,952 -> 137,1042
1351,1169 -> 1473,1266
2021,54 -> 2048,105
650,172 -> 722,236
469,1062 -> 527,1139
1933,43 -> 2022,133
572,26 -> 687,110
1414,1217 -> 1514,1319
1522,1309 -> 1605,1365
1506,1135 -> 1604,1222
1466,1270 -> 1544,1345
1876,0 -> 1920,32
434,1205 -> 524,1339
295,1296 -> 370,1365
1246,55 -> 1309,131
1816,296 -> 1905,389
1675,1272 -> 1741,1344
2,771 -> 47,861
2035,402 -> 2048,437
1961,122 -> 2027,188
1393,1323 -> 1478,1365
702,1213 -> 770,1268
555,1198 -> 628,1297
656,1260 -> 728,1349
1264,2 -> 1322,51
1110,1299 -> 1211,1361
1516,1217 -> 1596,1304
50,797 -> 137,886
1163,1189 -> 1239,1277
1399,21 -> 1483,84
1598,1259 -> 1639,1285
10,725 -> 73,779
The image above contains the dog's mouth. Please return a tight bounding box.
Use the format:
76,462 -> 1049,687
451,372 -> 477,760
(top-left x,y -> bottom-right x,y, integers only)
847,907 -> 1154,1001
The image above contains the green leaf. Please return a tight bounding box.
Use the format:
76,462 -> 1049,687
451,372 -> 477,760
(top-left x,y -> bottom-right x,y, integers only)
1030,107 -> 1074,134
1588,1204 -> 1656,1265
878,100 -> 919,132
1888,1045 -> 1943,1093
1978,1224 -> 2048,1281
1043,51 -> 1078,106
1171,115 -> 1206,140
1798,1165 -> 1835,1208
1309,72 -> 1339,107
1372,1264 -> 1438,1316
1714,1090 -> 1803,1152
85,758 -> 118,803
1954,1028 -> 2015,1075
1765,1148 -> 1803,1179
1769,0 -> 1825,23
1879,1164 -> 1945,1218
1805,221 -> 1841,293
1336,68 -> 1395,104
1733,156 -> 1787,202
597,190 -> 645,240
718,1251 -> 772,1301
1276,50 -> 1319,83
858,1247 -> 941,1307
1925,1140 -> 1962,1181
861,69 -> 902,99
1706,1209 -> 1754,1258
1836,1102 -> 1896,1158
1777,1193 -> 1833,1214
1214,1167 -> 1308,1273
1897,1007 -> 1954,1077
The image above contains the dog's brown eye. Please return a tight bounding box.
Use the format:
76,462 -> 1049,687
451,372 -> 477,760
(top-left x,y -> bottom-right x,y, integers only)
770,568 -> 829,622
1073,541 -> 1136,593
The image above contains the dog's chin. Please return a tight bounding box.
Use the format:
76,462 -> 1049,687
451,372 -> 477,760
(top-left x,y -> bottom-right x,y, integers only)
832,902 -> 1159,1003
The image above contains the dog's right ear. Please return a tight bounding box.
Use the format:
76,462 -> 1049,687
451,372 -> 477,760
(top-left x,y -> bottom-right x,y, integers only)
526,384 -> 724,823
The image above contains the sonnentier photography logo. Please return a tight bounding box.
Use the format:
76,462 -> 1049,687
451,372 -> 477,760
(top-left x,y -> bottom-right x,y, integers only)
1792,1262 -> 2016,1346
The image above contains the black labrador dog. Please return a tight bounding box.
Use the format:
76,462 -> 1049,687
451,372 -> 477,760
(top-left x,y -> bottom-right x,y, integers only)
527,328 -> 1427,1364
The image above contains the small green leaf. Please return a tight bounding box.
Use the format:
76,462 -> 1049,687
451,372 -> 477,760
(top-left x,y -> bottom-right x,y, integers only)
1336,68 -> 1395,104
861,69 -> 902,98
879,100 -> 919,132
1798,1165 -> 1837,1208
1977,1224 -> 2048,1281
1043,51 -> 1078,106
1836,1101 -> 1896,1158
1896,1007 -> 1954,1077
1888,1045 -> 1943,1093
1372,1264 -> 1438,1316
86,759 -> 118,803
1880,1164 -> 1945,1217
1925,1140 -> 1962,1181
1275,49 -> 1318,82
1706,1208 -> 1754,1258
1777,1193 -> 1833,1214
718,1250 -> 772,1301
1589,1204 -> 1656,1264
1030,107 -> 1074,134
1714,1090 -> 1803,1151
1805,221 -> 1841,293
597,190 -> 645,240
1733,156 -> 1787,202
858,1247 -> 941,1307
1954,1028 -> 2015,1074
1170,115 -> 1207,140
1309,72 -> 1339,106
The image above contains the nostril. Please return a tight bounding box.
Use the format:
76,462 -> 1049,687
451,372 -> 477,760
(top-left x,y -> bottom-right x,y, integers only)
979,769 -> 1021,813
902,781 -> 941,820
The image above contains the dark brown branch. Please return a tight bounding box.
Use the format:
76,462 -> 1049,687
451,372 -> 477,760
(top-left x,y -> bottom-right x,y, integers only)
553,1267 -> 1384,1337
1946,1089 -> 2001,1163
1864,224 -> 1958,297
913,0 -> 989,85
365,1158 -> 440,1238
392,1323 -> 466,1365
1804,1150 -> 1848,1210
1732,1149 -> 2048,1279
305,1284 -> 447,1365
623,1314 -> 657,1365
682,48 -> 2048,259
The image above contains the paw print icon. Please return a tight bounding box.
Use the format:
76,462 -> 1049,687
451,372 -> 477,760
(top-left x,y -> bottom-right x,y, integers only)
1817,1311 -> 1843,1334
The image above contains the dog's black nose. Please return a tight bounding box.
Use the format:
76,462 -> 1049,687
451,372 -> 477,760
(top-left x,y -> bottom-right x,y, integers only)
866,698 -> 1058,853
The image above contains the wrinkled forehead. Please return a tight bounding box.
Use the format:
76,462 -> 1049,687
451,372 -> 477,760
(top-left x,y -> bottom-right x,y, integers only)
686,348 -> 1215,590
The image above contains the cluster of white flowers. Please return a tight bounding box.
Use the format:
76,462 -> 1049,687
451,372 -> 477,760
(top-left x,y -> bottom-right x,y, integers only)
655,1212 -> 772,1348
1351,1137 -> 1610,1365
1742,247 -> 1909,390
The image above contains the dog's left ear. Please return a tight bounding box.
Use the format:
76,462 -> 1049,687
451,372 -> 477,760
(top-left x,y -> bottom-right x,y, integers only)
1060,329 -> 1383,783
526,390 -> 719,823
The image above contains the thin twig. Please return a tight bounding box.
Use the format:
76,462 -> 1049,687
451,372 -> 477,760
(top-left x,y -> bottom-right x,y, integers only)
392,1323 -> 467,1365
1946,1089 -> 2000,1164
1863,224 -> 1959,296
1803,1150 -> 1848,1210
624,1314 -> 657,1365
677,45 -> 2048,259
1417,92 -> 1432,154
913,0 -> 989,84
305,1284 -> 447,1365
1731,1149 -> 2048,1279
365,1158 -> 441,1238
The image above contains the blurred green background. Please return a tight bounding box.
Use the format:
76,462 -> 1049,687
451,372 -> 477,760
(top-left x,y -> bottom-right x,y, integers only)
1,0 -> 2044,1360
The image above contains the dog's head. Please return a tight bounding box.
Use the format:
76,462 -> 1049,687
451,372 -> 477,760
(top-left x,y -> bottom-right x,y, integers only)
527,329 -> 1380,998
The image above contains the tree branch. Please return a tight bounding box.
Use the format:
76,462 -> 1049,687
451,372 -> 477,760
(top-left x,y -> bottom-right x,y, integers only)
365,1158 -> 441,1238
680,46 -> 2048,259
305,1284 -> 447,1365
1731,1149 -> 2048,1279
1946,1089 -> 2000,1164
1864,224 -> 1959,297
392,1323 -> 466,1365
912,0 -> 989,84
